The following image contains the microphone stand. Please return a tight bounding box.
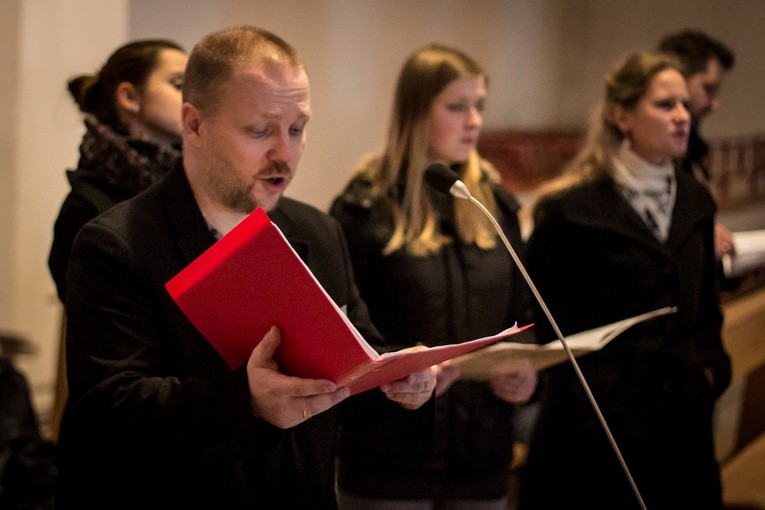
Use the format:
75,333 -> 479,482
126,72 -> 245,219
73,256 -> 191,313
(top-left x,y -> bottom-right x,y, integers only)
461,190 -> 648,510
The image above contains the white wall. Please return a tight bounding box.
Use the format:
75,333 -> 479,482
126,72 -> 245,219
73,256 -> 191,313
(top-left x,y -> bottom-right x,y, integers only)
0,1 -> 21,330
4,0 -> 764,426
5,0 -> 129,419
561,0 -> 765,138
129,0 -> 568,211
129,0 -> 765,211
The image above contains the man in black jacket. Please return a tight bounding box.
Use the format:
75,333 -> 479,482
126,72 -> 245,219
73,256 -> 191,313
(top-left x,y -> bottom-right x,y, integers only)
55,25 -> 435,509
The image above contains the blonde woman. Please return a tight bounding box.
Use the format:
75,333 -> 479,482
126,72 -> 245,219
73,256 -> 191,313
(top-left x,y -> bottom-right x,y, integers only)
520,52 -> 731,509
331,44 -> 537,510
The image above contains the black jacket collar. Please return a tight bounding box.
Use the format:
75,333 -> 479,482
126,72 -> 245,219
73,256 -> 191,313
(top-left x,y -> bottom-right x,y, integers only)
551,170 -> 715,257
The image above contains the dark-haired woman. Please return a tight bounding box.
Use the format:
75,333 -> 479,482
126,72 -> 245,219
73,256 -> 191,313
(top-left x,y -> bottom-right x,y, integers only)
47,40 -> 187,443
49,39 -> 187,301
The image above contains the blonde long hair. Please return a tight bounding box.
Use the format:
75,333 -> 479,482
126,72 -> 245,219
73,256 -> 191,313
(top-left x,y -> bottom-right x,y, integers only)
359,44 -> 500,256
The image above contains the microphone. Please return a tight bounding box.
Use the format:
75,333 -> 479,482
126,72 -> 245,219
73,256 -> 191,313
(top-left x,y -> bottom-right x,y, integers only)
424,162 -> 647,510
423,164 -> 471,199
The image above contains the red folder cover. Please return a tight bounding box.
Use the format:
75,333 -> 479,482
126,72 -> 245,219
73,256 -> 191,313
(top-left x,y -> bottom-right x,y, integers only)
165,207 -> 530,396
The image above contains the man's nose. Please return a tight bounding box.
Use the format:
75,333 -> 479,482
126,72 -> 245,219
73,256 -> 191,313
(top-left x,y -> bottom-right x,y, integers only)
269,132 -> 291,161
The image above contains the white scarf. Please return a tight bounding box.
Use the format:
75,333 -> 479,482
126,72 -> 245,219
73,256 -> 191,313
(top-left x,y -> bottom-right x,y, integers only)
611,140 -> 676,241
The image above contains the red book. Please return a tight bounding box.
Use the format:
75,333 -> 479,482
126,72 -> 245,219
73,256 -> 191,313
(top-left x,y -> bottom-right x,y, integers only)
165,207 -> 530,396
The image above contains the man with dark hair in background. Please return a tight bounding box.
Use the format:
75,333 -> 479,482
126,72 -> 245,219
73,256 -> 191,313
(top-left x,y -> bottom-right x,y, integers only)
658,29 -> 736,260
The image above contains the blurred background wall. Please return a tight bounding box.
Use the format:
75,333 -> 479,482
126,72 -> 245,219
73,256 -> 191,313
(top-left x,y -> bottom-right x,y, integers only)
2,0 -> 763,424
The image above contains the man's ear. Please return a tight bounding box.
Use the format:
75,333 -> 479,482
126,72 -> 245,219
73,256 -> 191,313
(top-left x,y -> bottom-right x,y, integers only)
612,104 -> 633,135
116,82 -> 141,114
182,103 -> 203,146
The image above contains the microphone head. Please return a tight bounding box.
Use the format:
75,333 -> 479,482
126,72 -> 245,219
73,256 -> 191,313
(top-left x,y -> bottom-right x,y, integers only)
424,163 -> 460,194
423,163 -> 470,200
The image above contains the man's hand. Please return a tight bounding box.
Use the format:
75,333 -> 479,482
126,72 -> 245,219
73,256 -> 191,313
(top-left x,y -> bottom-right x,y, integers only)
246,326 -> 350,428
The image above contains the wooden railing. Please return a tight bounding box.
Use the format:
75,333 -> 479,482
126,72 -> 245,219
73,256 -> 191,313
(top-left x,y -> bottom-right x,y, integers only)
477,129 -> 583,194
718,285 -> 765,509
708,134 -> 765,210
478,129 -> 765,212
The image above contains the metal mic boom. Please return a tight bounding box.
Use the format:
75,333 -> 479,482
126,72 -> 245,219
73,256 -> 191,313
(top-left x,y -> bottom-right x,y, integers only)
423,163 -> 647,510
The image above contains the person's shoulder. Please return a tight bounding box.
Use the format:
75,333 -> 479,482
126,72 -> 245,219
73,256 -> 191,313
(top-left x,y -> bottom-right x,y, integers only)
332,173 -> 377,211
675,165 -> 717,214
488,179 -> 520,213
533,175 -> 612,226
566,177 -> 610,202
329,173 -> 390,234
65,169 -> 122,212
537,176 -> 603,208
54,187 -> 101,226
97,159 -> 188,225
278,195 -> 327,219
276,197 -> 341,235
84,174 -> 169,237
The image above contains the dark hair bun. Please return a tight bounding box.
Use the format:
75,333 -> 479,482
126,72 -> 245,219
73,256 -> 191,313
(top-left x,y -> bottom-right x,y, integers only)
67,73 -> 100,113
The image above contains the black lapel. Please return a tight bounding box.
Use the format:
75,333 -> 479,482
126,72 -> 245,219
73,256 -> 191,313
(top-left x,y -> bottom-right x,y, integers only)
559,176 -> 669,257
665,169 -> 716,253
159,161 -> 218,264
267,199 -> 310,262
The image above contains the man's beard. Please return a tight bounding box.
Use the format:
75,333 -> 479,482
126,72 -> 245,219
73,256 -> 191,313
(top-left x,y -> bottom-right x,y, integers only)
220,181 -> 257,214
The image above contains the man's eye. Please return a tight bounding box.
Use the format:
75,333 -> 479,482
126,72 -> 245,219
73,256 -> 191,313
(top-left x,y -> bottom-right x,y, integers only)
290,125 -> 305,136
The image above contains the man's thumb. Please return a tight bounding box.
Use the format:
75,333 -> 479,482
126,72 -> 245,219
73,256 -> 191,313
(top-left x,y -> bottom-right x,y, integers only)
247,326 -> 281,370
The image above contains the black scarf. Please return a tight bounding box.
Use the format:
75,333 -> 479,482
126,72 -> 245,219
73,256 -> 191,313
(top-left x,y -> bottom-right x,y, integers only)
74,115 -> 181,200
